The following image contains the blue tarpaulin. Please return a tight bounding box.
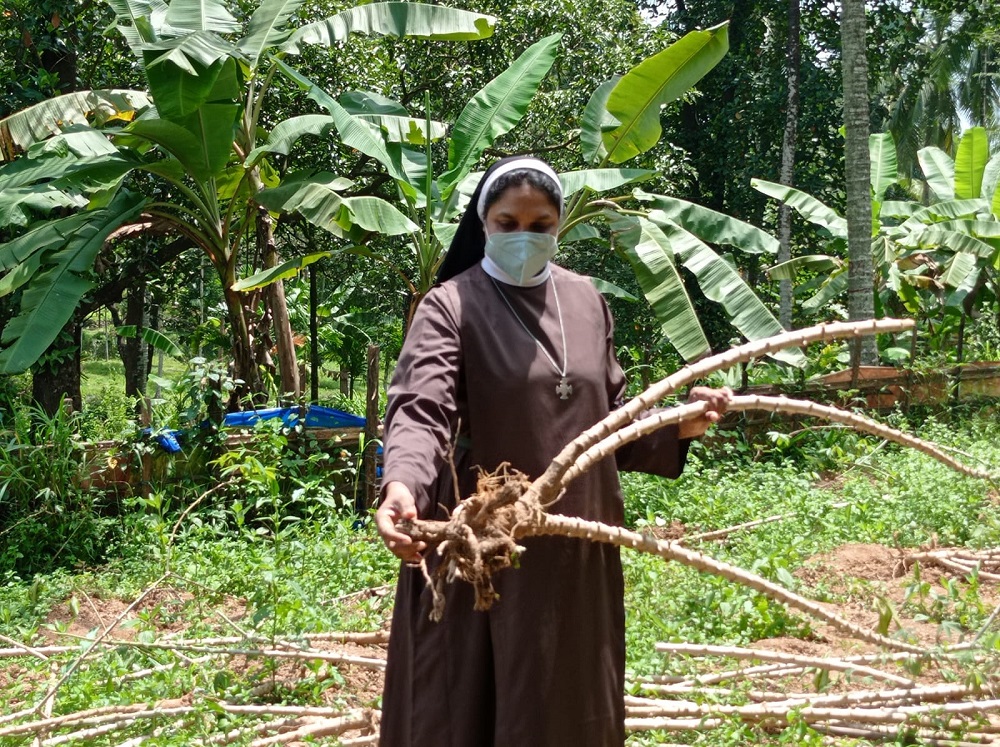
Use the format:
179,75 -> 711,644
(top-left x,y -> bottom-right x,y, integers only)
223,405 -> 365,429
143,406 -> 366,452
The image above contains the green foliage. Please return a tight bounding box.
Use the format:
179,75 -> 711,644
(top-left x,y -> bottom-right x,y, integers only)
0,402 -> 120,576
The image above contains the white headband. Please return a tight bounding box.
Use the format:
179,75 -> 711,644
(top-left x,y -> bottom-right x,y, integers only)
475,158 -> 564,220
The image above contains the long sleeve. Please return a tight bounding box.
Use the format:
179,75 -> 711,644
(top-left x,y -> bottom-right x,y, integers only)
381,287 -> 462,515
601,299 -> 690,478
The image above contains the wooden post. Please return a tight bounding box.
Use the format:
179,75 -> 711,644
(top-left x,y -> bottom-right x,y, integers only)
310,263 -> 319,405
360,344 -> 381,513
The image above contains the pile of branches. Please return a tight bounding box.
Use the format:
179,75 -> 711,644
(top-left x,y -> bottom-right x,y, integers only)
0,622 -> 388,746
627,643 -> 1000,744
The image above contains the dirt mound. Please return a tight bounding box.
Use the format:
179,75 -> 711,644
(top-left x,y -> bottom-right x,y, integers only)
797,542 -> 906,587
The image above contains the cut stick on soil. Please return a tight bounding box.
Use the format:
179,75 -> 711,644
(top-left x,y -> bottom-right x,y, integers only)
678,501 -> 849,544
29,574 -> 167,716
654,643 -> 915,685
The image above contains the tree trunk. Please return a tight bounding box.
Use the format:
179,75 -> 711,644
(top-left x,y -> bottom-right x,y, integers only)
28,1 -> 84,414
309,262 -> 319,404
120,279 -> 149,408
841,0 -> 878,366
258,208 -> 300,402
222,283 -> 264,409
31,317 -> 83,416
778,0 -> 801,331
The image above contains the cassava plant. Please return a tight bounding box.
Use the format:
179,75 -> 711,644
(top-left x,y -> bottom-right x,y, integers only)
398,318 -> 998,654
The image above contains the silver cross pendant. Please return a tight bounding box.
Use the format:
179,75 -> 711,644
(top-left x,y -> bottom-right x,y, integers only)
556,377 -> 573,400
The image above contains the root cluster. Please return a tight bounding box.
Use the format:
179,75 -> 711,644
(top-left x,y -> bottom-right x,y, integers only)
402,464 -> 536,620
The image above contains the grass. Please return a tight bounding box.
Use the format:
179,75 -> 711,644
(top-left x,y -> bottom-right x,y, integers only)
1,410 -> 999,744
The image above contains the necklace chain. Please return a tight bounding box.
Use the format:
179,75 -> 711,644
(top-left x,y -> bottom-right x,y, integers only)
489,275 -> 568,379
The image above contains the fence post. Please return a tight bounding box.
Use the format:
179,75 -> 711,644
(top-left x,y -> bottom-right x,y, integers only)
362,344 -> 381,512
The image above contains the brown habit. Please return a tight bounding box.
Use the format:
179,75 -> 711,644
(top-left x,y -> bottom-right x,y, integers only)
380,264 -> 688,747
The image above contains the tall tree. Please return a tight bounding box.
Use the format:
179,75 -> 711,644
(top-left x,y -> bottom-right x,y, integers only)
841,0 -> 877,365
777,0 -> 801,330
872,1 -> 1000,181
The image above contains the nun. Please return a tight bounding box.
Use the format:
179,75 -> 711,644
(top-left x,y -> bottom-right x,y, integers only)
375,156 -> 730,746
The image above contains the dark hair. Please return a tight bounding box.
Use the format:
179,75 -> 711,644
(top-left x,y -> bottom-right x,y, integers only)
481,168 -> 562,217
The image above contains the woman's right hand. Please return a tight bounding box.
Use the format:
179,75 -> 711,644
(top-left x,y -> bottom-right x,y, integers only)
375,481 -> 427,563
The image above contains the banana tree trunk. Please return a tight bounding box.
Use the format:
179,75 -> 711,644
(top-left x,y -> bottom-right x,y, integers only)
258,208 -> 300,401
120,279 -> 149,408
222,281 -> 264,409
31,316 -> 83,416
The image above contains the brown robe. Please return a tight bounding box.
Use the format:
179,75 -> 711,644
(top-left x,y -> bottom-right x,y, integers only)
380,264 -> 688,747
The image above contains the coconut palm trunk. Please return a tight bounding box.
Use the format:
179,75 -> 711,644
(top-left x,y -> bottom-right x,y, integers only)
841,0 -> 878,366
777,0 -> 800,330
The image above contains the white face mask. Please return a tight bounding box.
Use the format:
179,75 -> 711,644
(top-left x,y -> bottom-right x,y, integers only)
484,231 -> 558,285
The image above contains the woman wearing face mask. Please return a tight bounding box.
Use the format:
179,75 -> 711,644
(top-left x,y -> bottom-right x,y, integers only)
375,157 -> 731,746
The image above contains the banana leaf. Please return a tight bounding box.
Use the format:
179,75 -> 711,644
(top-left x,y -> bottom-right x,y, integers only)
751,179 -> 848,239
767,255 -> 842,280
940,252 -> 978,289
244,114 -> 337,165
954,127 -> 988,201
602,23 -> 728,164
116,325 -> 186,359
904,226 -> 997,259
275,62 -> 412,190
340,89 -> 447,145
559,169 -> 654,197
232,251 -> 332,291
143,51 -> 238,120
588,276 -> 637,301
917,146 -> 955,202
579,78 -> 620,166
636,190 -> 780,254
647,210 -> 805,365
982,153 -> 1000,203
0,90 -> 151,161
0,192 -> 146,374
238,0 -> 306,68
611,214 -> 710,362
0,187 -> 89,228
282,2 -> 496,54
128,104 -> 239,181
438,33 -> 561,206
257,173 -> 416,237
869,132 -> 897,200
801,267 -> 848,312
163,0 -> 239,33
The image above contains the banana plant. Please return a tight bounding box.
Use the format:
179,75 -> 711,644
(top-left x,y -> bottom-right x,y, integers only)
563,22 -> 803,365
0,0 -> 495,402
763,129 -> 1000,342
237,21 -> 799,364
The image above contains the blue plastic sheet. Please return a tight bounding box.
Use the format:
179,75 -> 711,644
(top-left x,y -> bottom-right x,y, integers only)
223,405 -> 365,429
142,406 -> 366,452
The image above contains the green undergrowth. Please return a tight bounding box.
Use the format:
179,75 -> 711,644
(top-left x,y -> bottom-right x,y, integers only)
0,412 -> 998,745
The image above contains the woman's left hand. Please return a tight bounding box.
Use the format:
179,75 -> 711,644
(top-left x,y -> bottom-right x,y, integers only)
678,386 -> 733,440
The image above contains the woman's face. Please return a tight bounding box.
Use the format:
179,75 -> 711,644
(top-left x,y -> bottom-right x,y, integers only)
484,183 -> 560,236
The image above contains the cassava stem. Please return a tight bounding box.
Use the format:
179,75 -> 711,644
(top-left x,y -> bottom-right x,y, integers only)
563,394 -> 999,485
526,318 -> 915,505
